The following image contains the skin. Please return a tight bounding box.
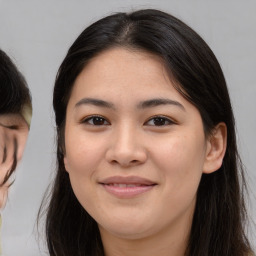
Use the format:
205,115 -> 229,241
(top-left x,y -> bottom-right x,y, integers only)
0,113 -> 29,209
64,48 -> 227,256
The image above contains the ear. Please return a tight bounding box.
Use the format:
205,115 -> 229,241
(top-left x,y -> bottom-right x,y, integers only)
203,122 -> 227,174
63,156 -> 70,173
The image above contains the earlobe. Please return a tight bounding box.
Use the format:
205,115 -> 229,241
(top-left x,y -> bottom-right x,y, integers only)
64,156 -> 69,173
203,122 -> 227,174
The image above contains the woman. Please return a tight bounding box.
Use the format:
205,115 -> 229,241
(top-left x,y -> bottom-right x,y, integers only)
0,49 -> 32,254
41,9 -> 254,256
0,49 -> 32,205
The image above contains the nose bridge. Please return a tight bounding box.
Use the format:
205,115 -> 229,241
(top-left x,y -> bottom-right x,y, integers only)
115,122 -> 136,150
106,121 -> 147,166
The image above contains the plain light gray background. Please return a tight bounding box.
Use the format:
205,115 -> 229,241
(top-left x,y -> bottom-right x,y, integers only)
0,0 -> 255,255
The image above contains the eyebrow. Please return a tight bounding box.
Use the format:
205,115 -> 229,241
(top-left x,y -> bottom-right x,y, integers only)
75,98 -> 115,109
137,98 -> 185,111
75,97 -> 185,111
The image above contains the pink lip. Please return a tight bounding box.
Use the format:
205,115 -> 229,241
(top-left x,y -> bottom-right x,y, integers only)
99,176 -> 157,199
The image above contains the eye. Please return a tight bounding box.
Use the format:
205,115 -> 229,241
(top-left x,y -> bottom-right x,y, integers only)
145,116 -> 175,126
81,115 -> 110,126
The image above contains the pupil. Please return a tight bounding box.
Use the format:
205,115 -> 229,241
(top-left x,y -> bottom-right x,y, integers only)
93,117 -> 104,125
154,118 -> 165,126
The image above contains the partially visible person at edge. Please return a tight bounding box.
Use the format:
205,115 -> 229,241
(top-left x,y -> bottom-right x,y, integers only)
0,49 -> 32,254
39,9 -> 254,256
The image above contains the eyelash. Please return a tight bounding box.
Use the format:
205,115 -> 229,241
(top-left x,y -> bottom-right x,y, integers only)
81,115 -> 176,127
144,116 -> 176,126
81,115 -> 110,126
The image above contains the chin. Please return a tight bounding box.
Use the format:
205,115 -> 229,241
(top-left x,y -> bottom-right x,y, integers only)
102,225 -> 153,240
97,214 -> 156,240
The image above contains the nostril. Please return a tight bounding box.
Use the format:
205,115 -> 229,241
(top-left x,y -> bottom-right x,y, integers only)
105,145 -> 147,167
110,159 -> 120,165
110,159 -> 139,167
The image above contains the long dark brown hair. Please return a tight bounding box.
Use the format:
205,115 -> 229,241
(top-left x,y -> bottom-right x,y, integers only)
40,9 -> 254,256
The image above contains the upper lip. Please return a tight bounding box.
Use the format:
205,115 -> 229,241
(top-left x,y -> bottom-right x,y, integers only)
99,176 -> 156,185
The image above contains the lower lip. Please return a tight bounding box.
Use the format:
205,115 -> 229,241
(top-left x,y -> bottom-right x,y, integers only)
101,184 -> 155,198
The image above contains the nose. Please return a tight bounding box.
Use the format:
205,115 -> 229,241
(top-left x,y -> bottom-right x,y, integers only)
105,125 -> 147,167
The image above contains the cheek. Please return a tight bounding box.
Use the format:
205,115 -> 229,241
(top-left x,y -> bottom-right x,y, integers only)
152,134 -> 206,193
64,132 -> 103,209
65,129 -> 106,176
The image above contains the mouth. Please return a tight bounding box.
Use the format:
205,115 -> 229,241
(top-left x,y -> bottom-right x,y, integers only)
99,176 -> 157,198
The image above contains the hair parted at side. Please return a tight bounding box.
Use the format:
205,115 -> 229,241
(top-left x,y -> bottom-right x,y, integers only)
40,9 -> 254,256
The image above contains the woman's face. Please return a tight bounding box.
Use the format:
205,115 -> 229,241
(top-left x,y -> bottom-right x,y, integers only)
64,48 -> 212,240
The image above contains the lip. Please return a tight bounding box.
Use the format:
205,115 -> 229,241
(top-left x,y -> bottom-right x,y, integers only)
99,176 -> 157,199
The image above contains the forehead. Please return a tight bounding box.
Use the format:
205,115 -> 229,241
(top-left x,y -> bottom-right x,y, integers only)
83,48 -> 166,80
69,48 -> 184,103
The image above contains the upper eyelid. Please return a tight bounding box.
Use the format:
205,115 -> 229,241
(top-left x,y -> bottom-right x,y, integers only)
80,115 -> 110,124
144,115 -> 177,124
